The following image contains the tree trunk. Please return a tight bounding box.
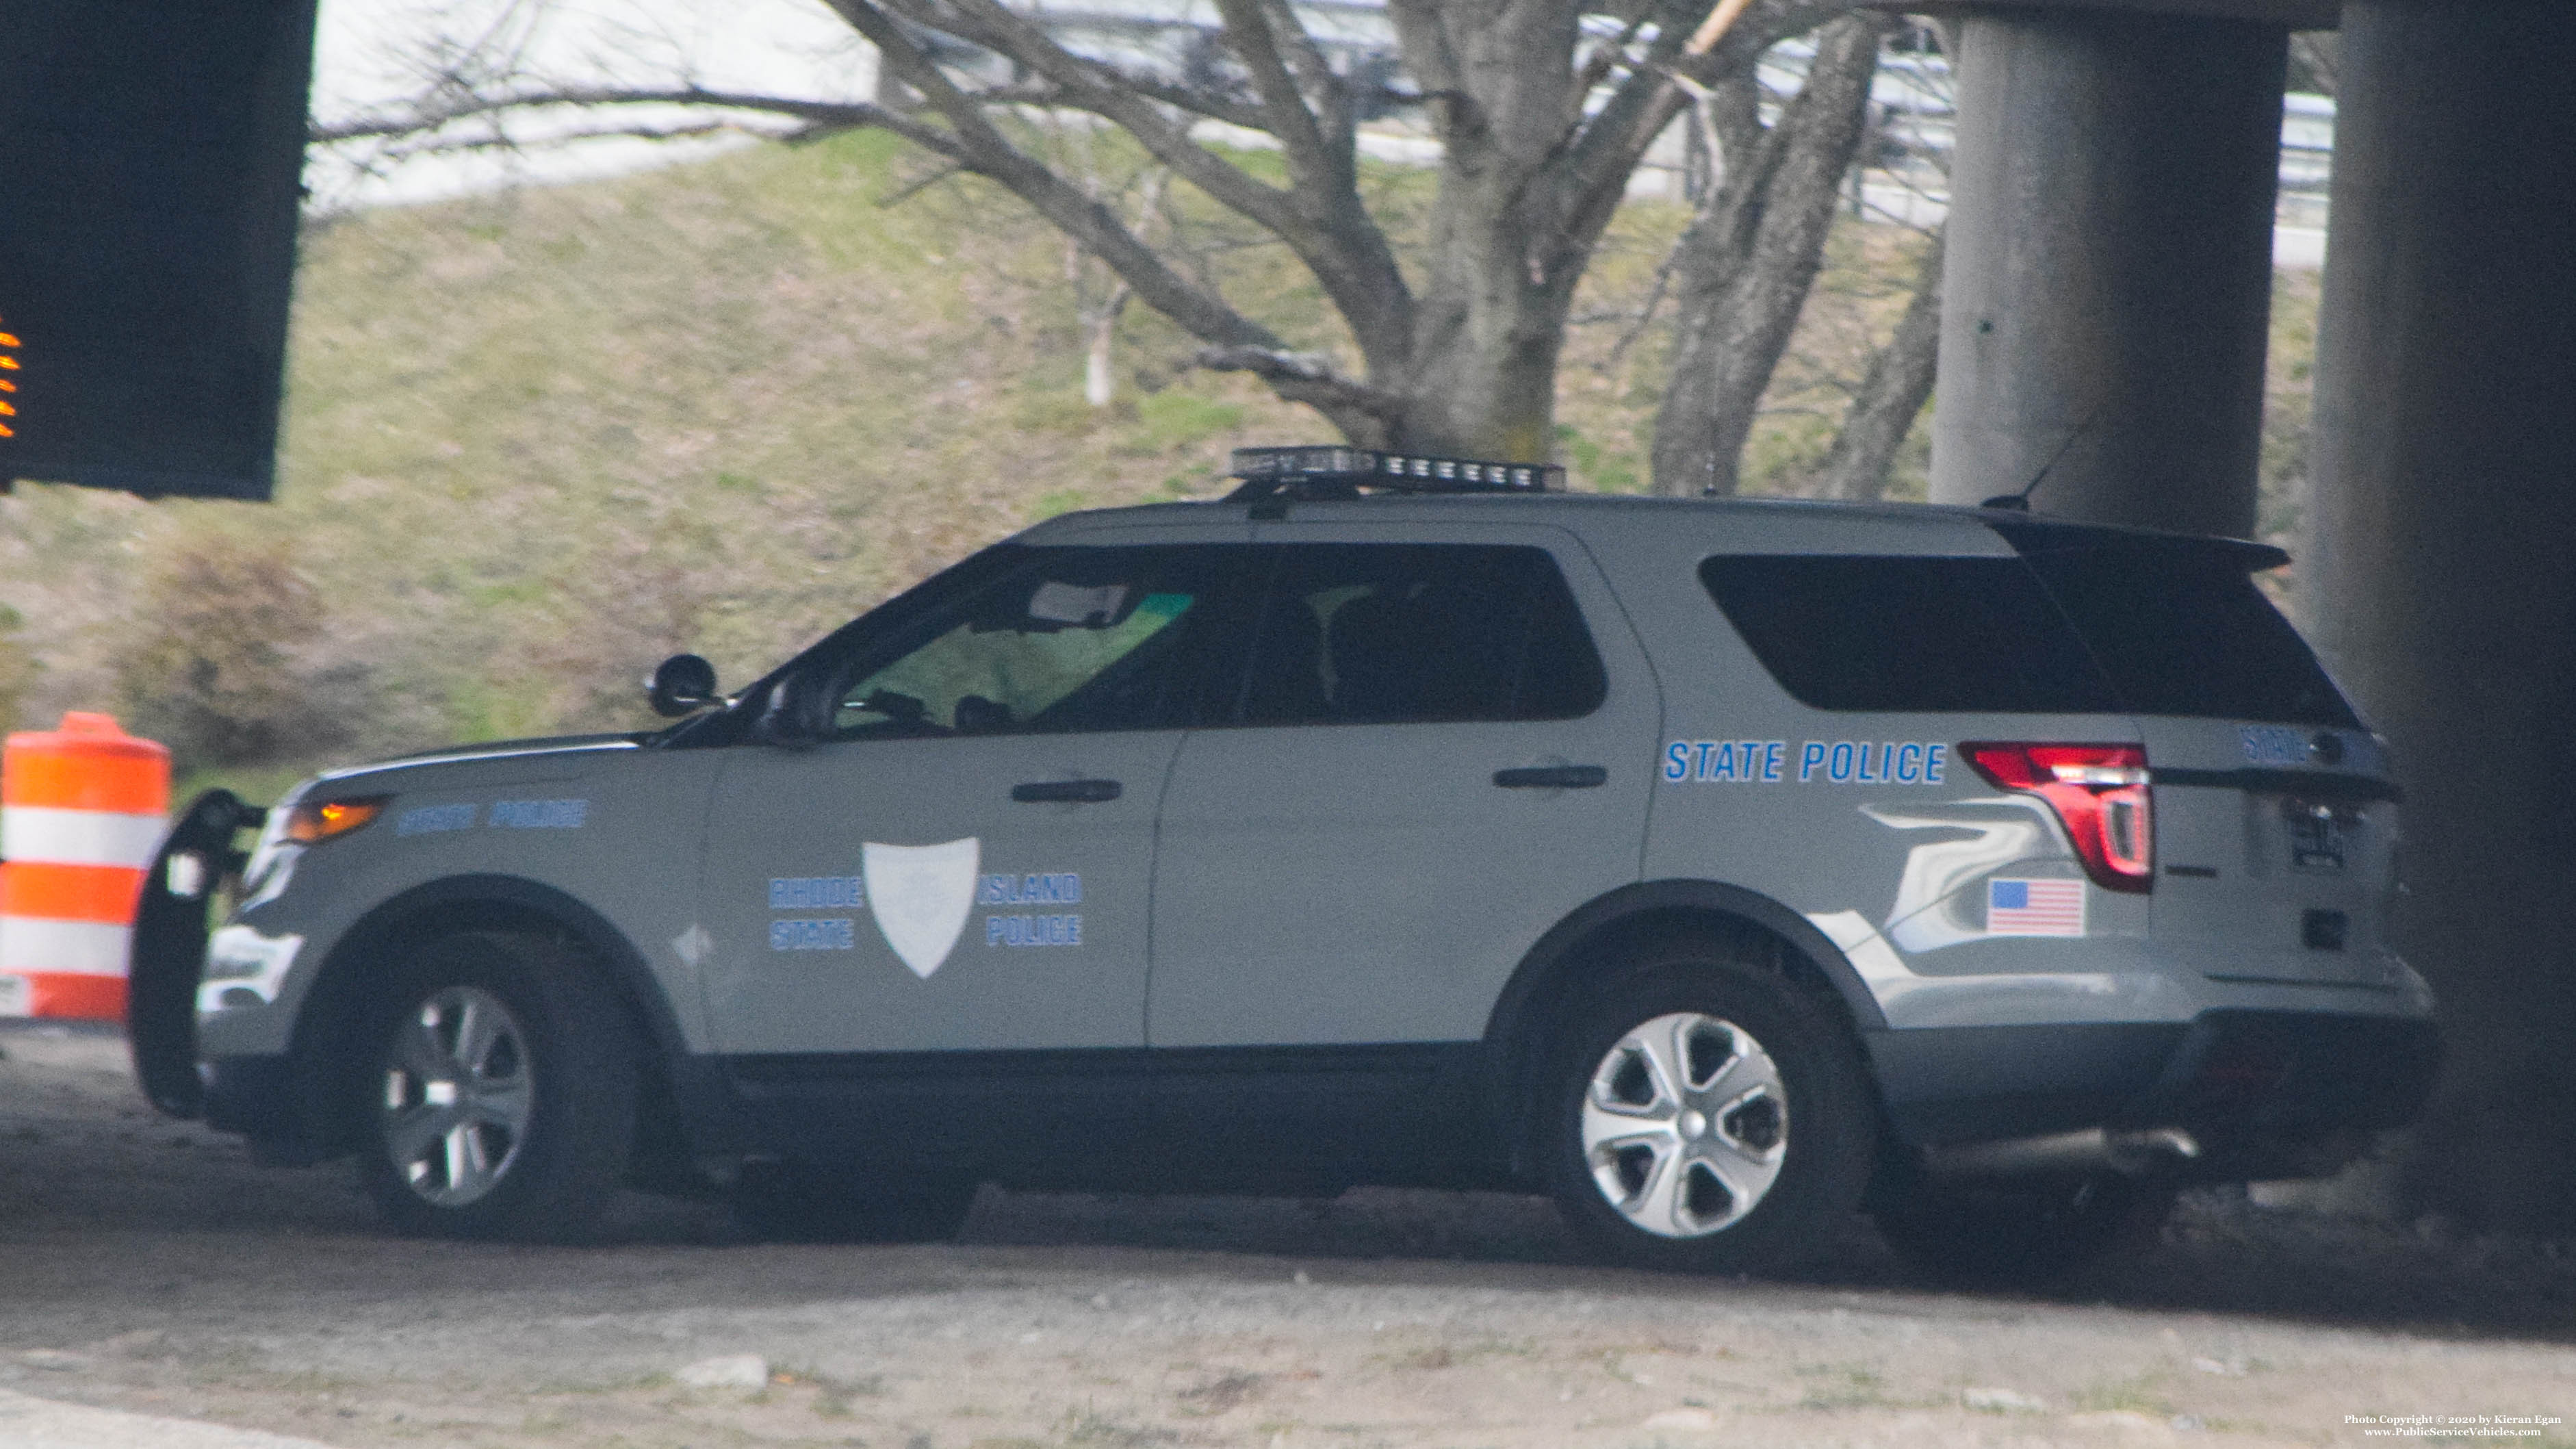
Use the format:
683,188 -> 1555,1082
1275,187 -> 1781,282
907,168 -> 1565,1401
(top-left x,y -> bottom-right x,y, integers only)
1380,1 -> 1594,461
1083,282 -> 1131,409
1812,224 -> 1943,501
1650,12 -> 1889,495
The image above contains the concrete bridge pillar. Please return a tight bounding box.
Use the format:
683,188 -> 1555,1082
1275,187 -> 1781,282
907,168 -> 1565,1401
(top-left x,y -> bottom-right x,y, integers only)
2306,1 -> 2576,1233
1927,8 -> 2289,535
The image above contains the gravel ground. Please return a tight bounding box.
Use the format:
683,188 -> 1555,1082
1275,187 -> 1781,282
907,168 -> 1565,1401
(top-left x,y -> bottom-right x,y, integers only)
2,1021 -> 2571,1449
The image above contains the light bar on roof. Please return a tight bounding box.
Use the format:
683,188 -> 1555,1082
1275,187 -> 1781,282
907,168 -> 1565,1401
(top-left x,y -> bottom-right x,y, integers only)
1228,445 -> 1566,493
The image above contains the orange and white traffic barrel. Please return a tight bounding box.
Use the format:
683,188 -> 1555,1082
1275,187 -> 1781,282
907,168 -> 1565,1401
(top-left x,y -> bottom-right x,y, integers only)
0,713 -> 170,1018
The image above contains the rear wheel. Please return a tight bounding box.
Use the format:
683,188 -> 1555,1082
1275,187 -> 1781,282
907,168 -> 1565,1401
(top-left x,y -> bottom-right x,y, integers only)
355,932 -> 640,1242
1872,1173 -> 2176,1285
1543,944 -> 1875,1274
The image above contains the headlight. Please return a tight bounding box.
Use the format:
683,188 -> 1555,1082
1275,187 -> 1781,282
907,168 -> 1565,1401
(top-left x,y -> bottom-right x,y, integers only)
282,795 -> 387,844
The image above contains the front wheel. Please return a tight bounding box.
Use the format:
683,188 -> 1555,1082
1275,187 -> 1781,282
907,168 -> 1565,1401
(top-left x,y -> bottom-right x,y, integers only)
1544,947 -> 1875,1274
356,932 -> 640,1242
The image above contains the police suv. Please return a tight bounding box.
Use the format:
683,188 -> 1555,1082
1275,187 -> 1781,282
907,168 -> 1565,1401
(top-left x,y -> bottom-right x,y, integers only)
128,446 -> 2439,1277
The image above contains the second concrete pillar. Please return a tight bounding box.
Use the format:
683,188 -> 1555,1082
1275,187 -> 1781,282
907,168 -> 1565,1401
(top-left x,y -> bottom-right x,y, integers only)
1928,10 -> 2287,537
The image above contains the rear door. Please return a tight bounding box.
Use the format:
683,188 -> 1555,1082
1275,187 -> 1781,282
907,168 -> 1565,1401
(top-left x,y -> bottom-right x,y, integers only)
1146,524 -> 1660,1179
2007,534 -> 2401,986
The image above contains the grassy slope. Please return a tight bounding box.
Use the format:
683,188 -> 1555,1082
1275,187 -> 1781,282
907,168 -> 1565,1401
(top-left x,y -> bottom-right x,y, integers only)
0,131 -> 2306,801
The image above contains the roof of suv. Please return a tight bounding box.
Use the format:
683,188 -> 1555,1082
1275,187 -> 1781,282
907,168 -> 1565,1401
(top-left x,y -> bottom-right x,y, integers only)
1020,493 -> 2286,565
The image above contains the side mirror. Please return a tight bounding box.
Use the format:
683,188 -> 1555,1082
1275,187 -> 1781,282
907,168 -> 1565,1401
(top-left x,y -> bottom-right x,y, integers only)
646,654 -> 719,718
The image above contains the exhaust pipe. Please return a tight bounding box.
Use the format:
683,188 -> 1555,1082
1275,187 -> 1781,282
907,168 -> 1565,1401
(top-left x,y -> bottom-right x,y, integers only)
1922,1127 -> 2200,1182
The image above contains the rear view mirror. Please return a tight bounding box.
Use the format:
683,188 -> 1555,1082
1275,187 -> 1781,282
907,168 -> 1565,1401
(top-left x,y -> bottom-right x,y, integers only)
1028,580 -> 1137,629
647,654 -> 719,717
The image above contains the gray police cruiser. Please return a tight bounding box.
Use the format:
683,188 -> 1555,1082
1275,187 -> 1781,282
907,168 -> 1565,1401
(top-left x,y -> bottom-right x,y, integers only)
127,446 -> 2438,1279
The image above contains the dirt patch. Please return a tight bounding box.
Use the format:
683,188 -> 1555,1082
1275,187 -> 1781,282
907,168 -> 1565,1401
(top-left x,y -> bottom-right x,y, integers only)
3,1023 -> 2570,1448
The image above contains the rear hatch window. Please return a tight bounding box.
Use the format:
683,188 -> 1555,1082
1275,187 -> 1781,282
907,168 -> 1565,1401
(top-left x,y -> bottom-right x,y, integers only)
2002,530 -> 2358,728
1703,526 -> 2358,726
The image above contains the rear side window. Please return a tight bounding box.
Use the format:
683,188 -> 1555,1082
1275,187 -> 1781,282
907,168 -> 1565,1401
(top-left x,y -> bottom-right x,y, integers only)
1235,544 -> 1607,726
1701,555 -> 2119,713
2014,541 -> 2360,728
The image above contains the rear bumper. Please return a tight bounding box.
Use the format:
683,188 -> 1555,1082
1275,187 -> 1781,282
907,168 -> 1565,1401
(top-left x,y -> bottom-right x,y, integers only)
1866,1008 -> 2441,1179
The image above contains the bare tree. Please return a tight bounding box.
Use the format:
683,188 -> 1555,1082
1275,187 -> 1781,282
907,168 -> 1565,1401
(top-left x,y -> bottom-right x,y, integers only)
1588,14 -> 1944,499
319,0 -> 1857,461
1809,221 -> 1942,500
1041,122 -> 1165,409
1647,12 -> 1884,494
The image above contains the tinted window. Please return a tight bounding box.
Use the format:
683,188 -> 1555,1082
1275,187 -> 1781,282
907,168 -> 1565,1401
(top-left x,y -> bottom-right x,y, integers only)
825,546 -> 1257,737
2015,541 -> 2360,727
1701,554 -> 2120,713
1235,544 -> 1607,726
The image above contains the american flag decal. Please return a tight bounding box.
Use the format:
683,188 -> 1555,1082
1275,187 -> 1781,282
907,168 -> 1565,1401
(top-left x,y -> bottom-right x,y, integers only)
1987,877 -> 2085,936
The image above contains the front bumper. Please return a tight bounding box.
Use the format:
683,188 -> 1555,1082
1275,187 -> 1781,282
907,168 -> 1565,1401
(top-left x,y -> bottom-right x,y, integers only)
1866,1008 -> 2442,1180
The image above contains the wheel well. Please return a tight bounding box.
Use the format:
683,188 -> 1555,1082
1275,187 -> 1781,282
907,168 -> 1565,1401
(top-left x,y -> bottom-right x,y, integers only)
287,888 -> 690,1173
1485,902 -> 1879,1185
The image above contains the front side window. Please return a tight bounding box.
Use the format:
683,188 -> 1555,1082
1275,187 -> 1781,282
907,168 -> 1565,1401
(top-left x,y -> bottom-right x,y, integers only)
825,546 -> 1256,738
1234,543 -> 1607,726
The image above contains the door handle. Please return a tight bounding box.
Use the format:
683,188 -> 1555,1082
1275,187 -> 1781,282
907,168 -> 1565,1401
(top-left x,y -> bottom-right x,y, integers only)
1011,779 -> 1123,804
1493,765 -> 1607,790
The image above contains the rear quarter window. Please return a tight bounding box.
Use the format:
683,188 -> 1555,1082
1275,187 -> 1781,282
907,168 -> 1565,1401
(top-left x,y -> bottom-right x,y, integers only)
1700,554 -> 2120,713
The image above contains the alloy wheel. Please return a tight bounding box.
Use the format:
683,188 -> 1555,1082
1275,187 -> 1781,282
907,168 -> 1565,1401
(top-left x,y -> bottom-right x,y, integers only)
1580,1011 -> 1788,1238
378,985 -> 535,1207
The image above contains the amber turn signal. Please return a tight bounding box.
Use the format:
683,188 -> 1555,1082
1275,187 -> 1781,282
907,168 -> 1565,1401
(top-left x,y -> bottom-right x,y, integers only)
283,796 -> 387,844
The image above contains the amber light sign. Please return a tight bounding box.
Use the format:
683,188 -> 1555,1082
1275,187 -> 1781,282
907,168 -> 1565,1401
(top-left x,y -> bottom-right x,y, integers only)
0,318 -> 18,438
0,0 -> 317,500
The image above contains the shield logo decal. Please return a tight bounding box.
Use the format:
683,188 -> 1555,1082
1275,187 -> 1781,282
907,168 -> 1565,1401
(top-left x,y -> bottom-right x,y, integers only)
862,837 -> 980,978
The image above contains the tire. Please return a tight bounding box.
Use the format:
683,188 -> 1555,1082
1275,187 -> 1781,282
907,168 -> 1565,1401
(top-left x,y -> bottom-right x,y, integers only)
355,931 -> 641,1243
1543,943 -> 1876,1275
1872,1173 -> 2176,1286
729,1162 -> 978,1244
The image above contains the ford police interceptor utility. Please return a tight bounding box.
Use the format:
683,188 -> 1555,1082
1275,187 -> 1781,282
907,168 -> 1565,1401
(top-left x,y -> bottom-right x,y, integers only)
127,446 -> 2439,1278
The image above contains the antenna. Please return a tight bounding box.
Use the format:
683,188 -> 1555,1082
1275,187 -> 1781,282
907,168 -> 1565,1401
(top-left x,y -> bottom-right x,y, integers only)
1981,409 -> 2098,513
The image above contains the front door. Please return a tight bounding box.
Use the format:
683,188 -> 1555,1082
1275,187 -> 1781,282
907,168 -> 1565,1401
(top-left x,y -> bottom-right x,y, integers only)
699,538 -> 1257,1171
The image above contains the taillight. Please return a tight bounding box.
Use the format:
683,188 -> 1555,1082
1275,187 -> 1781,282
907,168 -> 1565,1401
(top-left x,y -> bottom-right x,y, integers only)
1961,743 -> 2153,893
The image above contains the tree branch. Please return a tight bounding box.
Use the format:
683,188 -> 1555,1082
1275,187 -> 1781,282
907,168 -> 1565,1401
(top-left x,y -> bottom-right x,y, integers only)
877,0 -> 1412,379
1650,10 -> 1890,495
884,0 -> 1309,242
1813,224 -> 1944,502
1109,71 -> 1274,133
1193,345 -> 1406,444
1551,0 -> 1859,274
823,0 -> 1294,359
1211,0 -> 1346,198
312,84 -> 962,159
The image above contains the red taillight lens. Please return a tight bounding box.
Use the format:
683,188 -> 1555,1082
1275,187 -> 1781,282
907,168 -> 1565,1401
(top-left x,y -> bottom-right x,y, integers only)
1962,743 -> 2153,893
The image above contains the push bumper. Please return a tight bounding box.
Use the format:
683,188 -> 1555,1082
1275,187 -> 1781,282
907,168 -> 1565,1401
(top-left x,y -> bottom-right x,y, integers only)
1866,1008 -> 2442,1181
